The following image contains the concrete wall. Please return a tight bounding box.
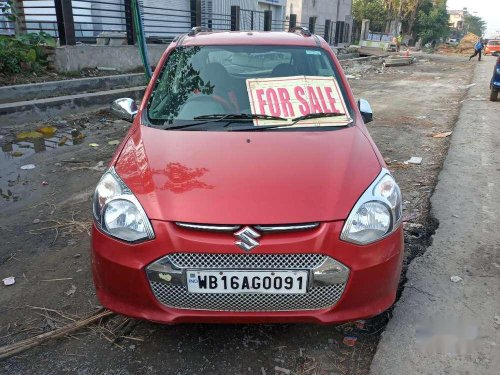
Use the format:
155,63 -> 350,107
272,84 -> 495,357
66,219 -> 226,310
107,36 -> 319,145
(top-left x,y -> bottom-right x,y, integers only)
0,74 -> 146,104
54,45 -> 168,73
359,40 -> 390,49
0,86 -> 145,126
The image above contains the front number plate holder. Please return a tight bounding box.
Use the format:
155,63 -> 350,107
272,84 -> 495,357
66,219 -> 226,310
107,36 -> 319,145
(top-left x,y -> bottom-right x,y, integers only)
186,270 -> 309,294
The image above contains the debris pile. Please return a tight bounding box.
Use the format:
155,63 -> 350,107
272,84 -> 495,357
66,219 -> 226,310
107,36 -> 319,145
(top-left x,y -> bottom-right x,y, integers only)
458,33 -> 480,53
437,44 -> 460,54
341,53 -> 422,79
342,61 -> 378,78
383,54 -> 415,67
436,33 -> 480,54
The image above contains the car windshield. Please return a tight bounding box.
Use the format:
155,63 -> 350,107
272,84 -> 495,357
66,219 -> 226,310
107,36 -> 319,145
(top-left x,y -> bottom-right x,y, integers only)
488,40 -> 500,46
146,45 -> 353,131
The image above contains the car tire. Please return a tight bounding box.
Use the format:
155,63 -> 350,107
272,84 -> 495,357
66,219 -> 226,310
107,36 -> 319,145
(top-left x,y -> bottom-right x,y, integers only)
490,88 -> 498,102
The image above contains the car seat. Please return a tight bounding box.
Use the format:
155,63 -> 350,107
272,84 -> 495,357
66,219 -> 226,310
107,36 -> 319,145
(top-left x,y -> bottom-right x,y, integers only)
271,63 -> 298,77
199,63 -> 239,112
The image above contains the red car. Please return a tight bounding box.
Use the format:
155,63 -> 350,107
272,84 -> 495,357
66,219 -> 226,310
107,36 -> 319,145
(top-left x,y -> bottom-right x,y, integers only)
485,40 -> 500,55
92,28 -> 404,324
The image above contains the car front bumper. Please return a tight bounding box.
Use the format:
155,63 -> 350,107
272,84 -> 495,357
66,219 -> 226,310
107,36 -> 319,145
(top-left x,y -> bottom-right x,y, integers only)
91,220 -> 403,324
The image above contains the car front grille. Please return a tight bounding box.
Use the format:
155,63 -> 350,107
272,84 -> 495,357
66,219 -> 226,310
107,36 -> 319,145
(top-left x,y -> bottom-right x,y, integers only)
150,282 -> 345,312
147,253 -> 348,312
167,253 -> 326,270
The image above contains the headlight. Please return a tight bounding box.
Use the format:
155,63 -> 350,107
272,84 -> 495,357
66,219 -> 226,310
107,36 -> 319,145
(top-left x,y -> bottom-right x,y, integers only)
93,167 -> 154,242
341,169 -> 402,245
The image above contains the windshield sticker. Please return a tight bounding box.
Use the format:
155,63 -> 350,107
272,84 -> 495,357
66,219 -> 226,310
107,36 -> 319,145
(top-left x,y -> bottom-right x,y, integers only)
246,76 -> 351,126
305,50 -> 322,55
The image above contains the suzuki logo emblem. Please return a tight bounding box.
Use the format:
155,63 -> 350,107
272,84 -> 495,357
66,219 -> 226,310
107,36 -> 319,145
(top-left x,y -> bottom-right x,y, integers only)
234,226 -> 261,252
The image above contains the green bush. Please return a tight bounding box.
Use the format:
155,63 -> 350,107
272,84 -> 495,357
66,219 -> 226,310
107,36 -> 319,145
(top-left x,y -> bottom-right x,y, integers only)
0,32 -> 56,74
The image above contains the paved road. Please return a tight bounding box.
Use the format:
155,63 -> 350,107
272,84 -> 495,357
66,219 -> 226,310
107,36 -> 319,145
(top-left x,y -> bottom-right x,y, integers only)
370,57 -> 500,374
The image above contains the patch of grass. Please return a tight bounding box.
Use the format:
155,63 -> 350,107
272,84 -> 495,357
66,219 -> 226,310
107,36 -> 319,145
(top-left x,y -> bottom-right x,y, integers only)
0,33 -> 55,74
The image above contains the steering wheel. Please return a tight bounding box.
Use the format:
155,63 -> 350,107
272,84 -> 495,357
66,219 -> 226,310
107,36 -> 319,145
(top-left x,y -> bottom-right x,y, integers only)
187,93 -> 236,113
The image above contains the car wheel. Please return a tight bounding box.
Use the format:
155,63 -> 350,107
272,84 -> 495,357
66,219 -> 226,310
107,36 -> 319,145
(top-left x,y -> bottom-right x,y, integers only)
490,88 -> 498,102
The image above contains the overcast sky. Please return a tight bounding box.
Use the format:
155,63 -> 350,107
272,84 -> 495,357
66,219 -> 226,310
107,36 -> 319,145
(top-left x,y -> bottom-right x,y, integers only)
447,0 -> 500,38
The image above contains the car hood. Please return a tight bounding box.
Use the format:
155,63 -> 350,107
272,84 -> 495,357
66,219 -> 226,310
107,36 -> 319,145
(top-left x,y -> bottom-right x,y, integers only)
115,125 -> 381,224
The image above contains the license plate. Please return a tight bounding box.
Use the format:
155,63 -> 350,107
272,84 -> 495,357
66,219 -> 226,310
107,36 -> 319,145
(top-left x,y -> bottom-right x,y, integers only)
186,270 -> 308,294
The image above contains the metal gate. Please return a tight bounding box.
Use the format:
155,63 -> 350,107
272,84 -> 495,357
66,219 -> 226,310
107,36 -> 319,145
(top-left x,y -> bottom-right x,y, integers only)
240,8 -> 264,31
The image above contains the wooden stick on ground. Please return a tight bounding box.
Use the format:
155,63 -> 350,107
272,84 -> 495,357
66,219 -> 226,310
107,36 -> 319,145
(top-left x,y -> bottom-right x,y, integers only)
0,309 -> 114,360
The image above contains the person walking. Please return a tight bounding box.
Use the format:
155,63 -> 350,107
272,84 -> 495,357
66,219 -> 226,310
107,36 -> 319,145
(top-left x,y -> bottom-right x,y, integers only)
469,38 -> 484,61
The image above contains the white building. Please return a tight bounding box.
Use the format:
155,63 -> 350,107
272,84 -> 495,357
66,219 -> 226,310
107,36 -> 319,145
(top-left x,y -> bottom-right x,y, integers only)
286,0 -> 353,45
448,8 -> 467,31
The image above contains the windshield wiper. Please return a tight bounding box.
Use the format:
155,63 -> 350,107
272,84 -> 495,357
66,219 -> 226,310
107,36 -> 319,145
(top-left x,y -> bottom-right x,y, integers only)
160,114 -> 233,130
229,112 -> 351,131
194,113 -> 287,126
160,113 -> 287,130
290,112 -> 348,125
159,112 -> 348,131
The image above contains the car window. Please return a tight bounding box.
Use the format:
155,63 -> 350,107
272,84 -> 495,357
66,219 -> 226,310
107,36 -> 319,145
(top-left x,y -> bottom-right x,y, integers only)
147,45 -> 351,129
209,50 -> 294,76
488,40 -> 500,46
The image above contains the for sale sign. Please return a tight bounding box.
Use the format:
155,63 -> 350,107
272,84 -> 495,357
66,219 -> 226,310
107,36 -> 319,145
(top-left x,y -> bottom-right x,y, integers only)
246,75 -> 351,126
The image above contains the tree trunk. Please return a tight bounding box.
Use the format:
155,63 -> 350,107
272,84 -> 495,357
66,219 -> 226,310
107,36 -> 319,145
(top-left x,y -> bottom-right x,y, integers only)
385,3 -> 393,34
408,8 -> 418,40
394,0 -> 403,34
12,0 -> 27,36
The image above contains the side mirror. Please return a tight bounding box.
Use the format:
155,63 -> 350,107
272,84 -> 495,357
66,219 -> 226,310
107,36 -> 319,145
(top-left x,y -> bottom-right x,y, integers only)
358,99 -> 373,124
111,98 -> 138,122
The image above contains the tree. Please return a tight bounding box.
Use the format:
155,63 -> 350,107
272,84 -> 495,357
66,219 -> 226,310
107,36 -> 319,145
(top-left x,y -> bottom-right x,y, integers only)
0,1 -> 16,21
463,14 -> 486,37
352,0 -> 451,45
353,0 -> 387,32
414,0 -> 449,44
402,0 -> 422,39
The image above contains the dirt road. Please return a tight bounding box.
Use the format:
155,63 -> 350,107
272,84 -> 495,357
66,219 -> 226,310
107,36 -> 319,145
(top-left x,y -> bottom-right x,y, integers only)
0,54 -> 473,374
371,55 -> 500,374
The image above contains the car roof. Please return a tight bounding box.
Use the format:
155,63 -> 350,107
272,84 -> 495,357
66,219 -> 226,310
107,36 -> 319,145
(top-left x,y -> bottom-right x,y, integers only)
178,31 -> 323,48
